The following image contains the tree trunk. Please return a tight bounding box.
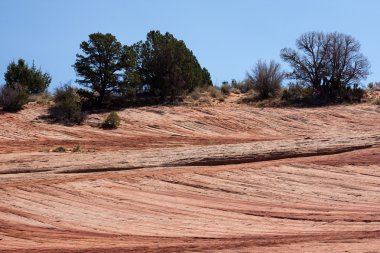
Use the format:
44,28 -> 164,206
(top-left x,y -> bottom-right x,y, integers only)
97,83 -> 107,106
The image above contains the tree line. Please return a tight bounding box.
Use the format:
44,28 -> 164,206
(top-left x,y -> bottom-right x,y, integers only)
0,30 -> 373,118
74,31 -> 212,107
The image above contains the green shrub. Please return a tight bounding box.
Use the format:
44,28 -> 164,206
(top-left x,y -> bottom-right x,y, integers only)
281,82 -> 364,105
281,83 -> 312,104
102,111 -> 121,129
4,59 -> 51,95
347,87 -> 365,102
51,84 -> 86,125
0,84 -> 28,112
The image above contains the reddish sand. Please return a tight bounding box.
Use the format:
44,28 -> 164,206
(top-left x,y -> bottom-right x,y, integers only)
0,103 -> 379,252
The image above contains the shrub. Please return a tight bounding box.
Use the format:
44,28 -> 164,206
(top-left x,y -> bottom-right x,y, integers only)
73,145 -> 81,152
373,98 -> 380,105
28,92 -> 52,105
239,90 -> 259,104
231,80 -> 253,93
0,84 -> 28,112
207,86 -> 223,99
281,82 -> 364,105
51,85 -> 86,125
189,87 -> 202,100
281,83 -> 313,104
198,96 -> 211,104
239,89 -> 285,107
221,83 -> 231,96
4,59 -> 51,95
368,82 -> 380,90
343,87 -> 365,102
247,60 -> 284,99
102,111 -> 121,129
52,146 -> 66,153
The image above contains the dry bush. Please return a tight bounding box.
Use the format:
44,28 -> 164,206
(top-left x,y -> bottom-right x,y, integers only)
238,90 -> 259,104
0,84 -> 28,112
187,86 -> 226,105
52,146 -> 66,153
189,87 -> 202,100
102,111 -> 121,129
221,83 -> 231,96
247,60 -> 284,99
28,92 -> 52,105
231,80 -> 253,93
73,145 -> 81,152
373,97 -> 380,105
207,86 -> 223,99
230,87 -> 241,94
51,85 -> 86,125
198,96 -> 211,104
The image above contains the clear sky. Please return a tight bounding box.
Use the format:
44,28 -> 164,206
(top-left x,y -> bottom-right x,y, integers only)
1,0 -> 379,90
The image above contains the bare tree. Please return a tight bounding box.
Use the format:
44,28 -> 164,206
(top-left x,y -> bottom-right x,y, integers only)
326,32 -> 370,97
280,32 -> 330,92
247,60 -> 284,99
368,82 -> 380,90
281,31 -> 370,101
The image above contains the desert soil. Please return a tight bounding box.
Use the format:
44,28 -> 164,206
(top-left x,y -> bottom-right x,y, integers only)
0,103 -> 379,252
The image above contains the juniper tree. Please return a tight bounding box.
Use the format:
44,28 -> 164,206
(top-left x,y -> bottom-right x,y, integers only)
73,33 -> 123,106
135,31 -> 212,101
4,59 -> 51,94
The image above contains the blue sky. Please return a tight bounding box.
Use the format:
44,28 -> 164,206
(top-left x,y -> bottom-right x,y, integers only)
1,0 -> 379,90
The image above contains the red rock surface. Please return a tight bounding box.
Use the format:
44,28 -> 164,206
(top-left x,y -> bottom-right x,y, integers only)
0,103 -> 379,252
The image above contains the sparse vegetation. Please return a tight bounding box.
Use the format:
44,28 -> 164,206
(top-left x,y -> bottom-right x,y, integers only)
368,82 -> 380,90
28,92 -> 52,105
1,30 -> 373,110
231,79 -> 253,94
281,83 -> 313,105
189,87 -> 202,100
52,146 -> 66,153
0,84 -> 28,112
73,145 -> 81,152
221,82 -> 231,96
372,97 -> 380,105
102,111 -> 121,129
207,86 -> 223,99
246,60 -> 284,99
51,84 -> 86,125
